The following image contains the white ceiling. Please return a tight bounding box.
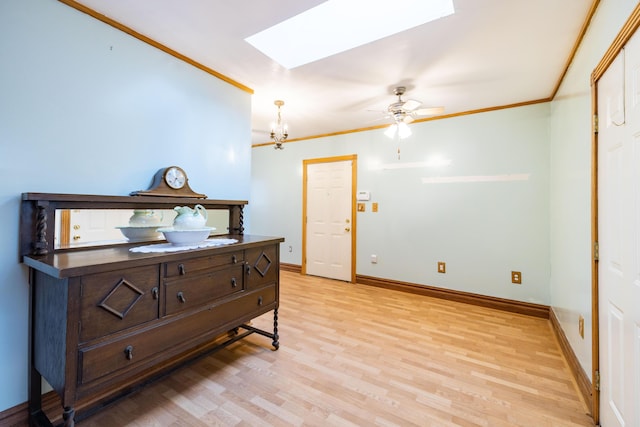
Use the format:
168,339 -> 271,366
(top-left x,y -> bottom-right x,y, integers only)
72,0 -> 594,145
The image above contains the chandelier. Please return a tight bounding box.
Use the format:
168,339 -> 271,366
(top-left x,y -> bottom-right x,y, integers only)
270,100 -> 288,149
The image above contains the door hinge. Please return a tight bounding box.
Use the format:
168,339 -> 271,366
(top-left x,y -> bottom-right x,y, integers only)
595,370 -> 601,392
593,114 -> 599,134
594,241 -> 599,262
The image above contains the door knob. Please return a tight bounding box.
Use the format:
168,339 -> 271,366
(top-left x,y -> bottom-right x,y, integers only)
344,227 -> 351,232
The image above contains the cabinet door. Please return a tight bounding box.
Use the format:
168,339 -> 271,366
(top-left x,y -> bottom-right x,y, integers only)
79,265 -> 160,342
245,245 -> 278,289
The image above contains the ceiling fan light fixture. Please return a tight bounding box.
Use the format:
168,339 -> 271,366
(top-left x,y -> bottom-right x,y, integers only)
384,122 -> 412,139
384,124 -> 398,138
397,122 -> 412,139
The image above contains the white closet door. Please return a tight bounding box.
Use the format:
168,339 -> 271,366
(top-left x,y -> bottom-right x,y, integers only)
598,34 -> 640,427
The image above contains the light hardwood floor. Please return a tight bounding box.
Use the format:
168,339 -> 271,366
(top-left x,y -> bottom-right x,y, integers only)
79,271 -> 595,426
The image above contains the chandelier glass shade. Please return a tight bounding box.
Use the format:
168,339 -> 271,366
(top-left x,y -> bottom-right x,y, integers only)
270,100 -> 288,149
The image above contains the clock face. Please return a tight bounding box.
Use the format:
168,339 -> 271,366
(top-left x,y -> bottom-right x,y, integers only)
164,167 -> 186,189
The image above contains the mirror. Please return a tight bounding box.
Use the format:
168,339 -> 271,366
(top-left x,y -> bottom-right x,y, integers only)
54,208 -> 230,249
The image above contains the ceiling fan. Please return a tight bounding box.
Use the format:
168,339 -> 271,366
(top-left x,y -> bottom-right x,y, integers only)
382,86 -> 444,140
386,86 -> 444,125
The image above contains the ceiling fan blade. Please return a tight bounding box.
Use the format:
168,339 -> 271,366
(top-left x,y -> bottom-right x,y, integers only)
414,106 -> 445,116
402,99 -> 421,111
366,115 -> 390,124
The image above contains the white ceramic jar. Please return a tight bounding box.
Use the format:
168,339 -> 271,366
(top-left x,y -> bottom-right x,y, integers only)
128,210 -> 163,227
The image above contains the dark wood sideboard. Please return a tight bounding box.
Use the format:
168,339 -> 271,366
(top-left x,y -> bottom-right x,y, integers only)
19,193 -> 283,427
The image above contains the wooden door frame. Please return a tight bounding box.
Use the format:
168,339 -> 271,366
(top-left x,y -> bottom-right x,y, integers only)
59,209 -> 71,247
590,5 -> 640,424
302,154 -> 357,283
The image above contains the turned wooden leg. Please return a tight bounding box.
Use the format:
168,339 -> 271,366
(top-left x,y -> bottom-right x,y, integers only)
272,308 -> 279,350
62,406 -> 75,427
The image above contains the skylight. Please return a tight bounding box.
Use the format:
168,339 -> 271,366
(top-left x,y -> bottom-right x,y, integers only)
245,0 -> 455,69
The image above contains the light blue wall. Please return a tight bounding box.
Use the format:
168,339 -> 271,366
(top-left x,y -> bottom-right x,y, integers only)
0,0 -> 252,412
251,103 -> 551,304
549,0 -> 637,380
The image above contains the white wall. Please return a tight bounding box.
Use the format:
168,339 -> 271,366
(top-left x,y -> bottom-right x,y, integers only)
549,0 -> 638,379
251,103 -> 551,304
0,0 -> 252,412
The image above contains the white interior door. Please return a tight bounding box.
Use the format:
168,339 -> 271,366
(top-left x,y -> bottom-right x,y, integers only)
597,35 -> 640,427
305,159 -> 353,281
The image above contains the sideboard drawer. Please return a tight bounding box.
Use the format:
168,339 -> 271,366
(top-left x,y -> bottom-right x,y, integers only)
232,284 -> 277,317
164,265 -> 245,315
79,265 -> 160,343
79,285 -> 276,385
164,251 -> 244,278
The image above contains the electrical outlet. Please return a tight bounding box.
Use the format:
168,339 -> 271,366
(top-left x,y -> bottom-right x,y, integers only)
511,271 -> 522,284
438,262 -> 446,273
372,202 -> 378,212
371,254 -> 378,264
579,315 -> 584,339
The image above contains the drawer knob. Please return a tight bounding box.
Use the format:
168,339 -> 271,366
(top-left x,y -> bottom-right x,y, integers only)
178,264 -> 186,275
124,345 -> 133,360
231,278 -> 237,288
257,296 -> 263,306
232,255 -> 237,264
151,287 -> 159,299
177,292 -> 186,303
